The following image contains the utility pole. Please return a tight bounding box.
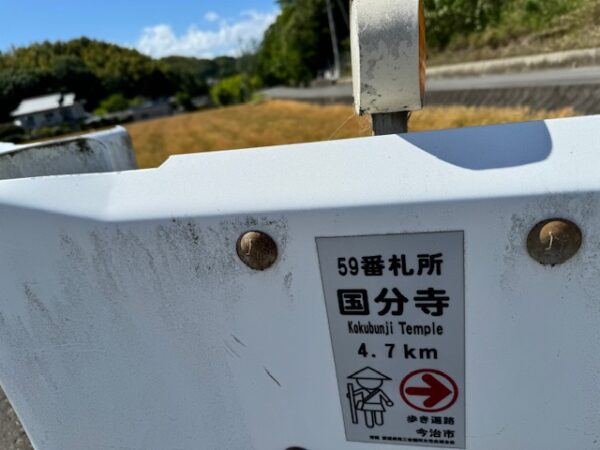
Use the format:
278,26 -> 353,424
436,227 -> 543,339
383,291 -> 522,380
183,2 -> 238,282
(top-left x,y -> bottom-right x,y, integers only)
371,111 -> 410,135
325,0 -> 341,81
334,0 -> 350,29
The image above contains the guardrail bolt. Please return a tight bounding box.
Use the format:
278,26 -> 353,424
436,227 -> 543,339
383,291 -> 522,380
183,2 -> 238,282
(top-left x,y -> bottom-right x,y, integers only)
527,219 -> 582,266
237,231 -> 278,271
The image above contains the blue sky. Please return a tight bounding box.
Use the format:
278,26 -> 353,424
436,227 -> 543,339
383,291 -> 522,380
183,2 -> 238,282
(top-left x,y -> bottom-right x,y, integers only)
0,0 -> 279,58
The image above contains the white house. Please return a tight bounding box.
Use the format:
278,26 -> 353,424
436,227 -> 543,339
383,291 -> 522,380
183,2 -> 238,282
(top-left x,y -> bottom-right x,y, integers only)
11,93 -> 86,130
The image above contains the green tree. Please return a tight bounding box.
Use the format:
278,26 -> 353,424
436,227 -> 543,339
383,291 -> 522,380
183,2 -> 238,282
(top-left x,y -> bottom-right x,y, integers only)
424,0 -> 504,49
175,91 -> 195,111
0,67 -> 50,120
256,0 -> 348,86
161,56 -> 211,96
210,74 -> 261,106
0,122 -> 25,143
213,56 -> 239,79
95,93 -> 131,115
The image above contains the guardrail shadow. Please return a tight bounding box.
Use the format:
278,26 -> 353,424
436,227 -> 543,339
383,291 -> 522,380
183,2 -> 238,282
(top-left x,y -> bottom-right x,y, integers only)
402,120 -> 552,170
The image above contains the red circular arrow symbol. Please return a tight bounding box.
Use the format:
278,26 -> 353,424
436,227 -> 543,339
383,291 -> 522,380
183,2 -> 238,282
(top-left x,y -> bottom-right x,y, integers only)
400,369 -> 458,413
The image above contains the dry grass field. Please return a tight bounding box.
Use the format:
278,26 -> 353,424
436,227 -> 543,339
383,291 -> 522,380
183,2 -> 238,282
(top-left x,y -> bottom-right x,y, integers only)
125,100 -> 575,168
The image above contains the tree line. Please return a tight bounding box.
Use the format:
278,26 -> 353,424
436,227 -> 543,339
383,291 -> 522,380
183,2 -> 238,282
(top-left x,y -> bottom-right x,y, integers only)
0,38 -> 239,121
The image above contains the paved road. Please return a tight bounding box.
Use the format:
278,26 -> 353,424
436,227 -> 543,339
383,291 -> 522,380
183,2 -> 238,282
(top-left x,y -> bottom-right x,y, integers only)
263,83 -> 353,100
262,65 -> 600,101
427,65 -> 600,91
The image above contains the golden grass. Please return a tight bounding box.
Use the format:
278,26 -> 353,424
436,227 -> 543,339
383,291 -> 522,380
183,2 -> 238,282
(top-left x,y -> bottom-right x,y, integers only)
125,100 -> 576,168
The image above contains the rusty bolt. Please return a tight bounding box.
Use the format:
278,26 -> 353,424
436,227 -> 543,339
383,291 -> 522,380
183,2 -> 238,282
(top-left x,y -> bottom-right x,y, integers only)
527,219 -> 582,266
236,231 -> 278,271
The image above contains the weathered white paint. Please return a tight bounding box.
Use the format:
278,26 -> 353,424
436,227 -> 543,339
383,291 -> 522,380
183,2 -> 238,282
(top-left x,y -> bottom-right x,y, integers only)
0,116 -> 599,449
0,143 -> 16,152
0,127 -> 137,181
351,0 -> 424,114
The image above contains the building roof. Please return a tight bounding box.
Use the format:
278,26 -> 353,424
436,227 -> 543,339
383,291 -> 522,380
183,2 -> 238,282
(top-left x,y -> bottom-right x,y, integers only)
11,93 -> 77,117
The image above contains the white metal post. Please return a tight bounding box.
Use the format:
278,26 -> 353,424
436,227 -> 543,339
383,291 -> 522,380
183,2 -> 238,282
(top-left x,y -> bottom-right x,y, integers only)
351,0 -> 426,134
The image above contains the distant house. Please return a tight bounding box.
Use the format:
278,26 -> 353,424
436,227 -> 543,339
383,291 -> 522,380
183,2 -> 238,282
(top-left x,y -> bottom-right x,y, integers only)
191,96 -> 210,110
130,99 -> 173,122
11,93 -> 86,131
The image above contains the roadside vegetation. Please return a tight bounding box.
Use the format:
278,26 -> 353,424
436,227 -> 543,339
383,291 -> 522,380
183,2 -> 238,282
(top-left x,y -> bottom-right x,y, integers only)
126,100 -> 575,168
428,0 -> 600,64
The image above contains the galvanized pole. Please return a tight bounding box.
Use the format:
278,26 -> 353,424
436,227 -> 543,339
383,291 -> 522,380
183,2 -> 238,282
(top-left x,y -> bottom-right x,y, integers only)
325,0 -> 341,80
371,111 -> 409,135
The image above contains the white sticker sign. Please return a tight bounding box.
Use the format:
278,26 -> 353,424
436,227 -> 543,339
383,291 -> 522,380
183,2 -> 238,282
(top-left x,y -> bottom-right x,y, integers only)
317,232 -> 465,448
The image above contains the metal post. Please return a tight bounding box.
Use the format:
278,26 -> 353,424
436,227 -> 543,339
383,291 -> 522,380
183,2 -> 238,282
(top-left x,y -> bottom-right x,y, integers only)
351,0 -> 424,135
371,111 -> 409,135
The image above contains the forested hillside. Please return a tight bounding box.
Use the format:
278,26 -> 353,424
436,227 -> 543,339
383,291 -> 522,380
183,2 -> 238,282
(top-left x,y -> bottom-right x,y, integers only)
0,38 -> 238,120
254,0 -> 593,82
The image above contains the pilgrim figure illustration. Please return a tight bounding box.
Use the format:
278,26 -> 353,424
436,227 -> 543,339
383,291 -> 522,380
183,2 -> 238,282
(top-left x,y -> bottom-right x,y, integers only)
346,367 -> 394,428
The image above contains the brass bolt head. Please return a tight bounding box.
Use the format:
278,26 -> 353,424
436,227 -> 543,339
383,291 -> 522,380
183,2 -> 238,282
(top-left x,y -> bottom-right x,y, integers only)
527,219 -> 582,266
236,231 -> 278,271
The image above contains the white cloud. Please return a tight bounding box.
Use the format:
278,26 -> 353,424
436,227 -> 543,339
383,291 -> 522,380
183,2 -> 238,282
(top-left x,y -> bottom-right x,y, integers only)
136,9 -> 277,59
204,11 -> 219,22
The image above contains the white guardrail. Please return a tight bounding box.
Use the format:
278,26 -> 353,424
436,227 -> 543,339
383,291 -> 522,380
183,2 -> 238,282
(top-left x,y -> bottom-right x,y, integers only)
0,115 -> 598,449
0,126 -> 137,180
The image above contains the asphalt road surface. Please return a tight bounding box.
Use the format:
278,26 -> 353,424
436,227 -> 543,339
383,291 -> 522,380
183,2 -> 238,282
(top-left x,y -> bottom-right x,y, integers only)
427,65 -> 600,91
262,65 -> 600,100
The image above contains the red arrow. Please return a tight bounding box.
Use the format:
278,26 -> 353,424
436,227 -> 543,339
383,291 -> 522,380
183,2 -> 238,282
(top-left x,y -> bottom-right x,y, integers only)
405,374 -> 452,408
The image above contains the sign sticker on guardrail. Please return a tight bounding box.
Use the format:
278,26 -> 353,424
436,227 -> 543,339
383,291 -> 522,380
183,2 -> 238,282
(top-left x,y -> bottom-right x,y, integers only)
317,232 -> 465,448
